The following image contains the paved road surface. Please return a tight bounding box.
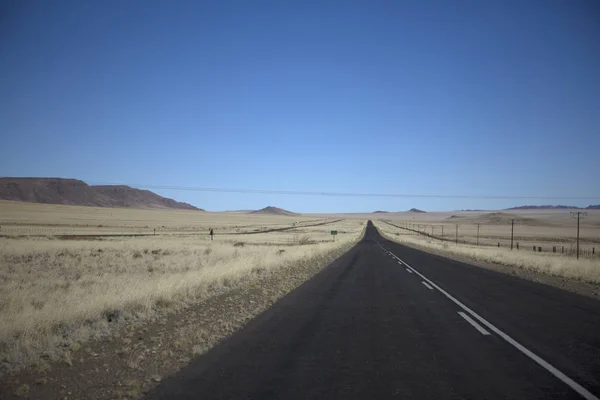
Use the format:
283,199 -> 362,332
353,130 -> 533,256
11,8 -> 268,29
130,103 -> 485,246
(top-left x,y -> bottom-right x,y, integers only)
147,221 -> 600,399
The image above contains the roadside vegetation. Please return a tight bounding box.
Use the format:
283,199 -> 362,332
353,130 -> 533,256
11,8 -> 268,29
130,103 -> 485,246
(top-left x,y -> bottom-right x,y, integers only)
0,220 -> 365,375
373,220 -> 600,284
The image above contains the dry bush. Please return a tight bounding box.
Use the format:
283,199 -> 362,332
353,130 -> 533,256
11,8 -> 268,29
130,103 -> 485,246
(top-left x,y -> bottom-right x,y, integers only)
298,235 -> 312,245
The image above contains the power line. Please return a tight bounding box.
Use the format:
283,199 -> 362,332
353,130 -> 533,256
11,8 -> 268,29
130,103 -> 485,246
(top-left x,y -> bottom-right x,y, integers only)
86,181 -> 600,200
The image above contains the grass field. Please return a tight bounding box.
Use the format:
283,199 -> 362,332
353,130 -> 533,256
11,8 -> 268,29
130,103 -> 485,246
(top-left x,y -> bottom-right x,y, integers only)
0,201 -> 365,375
373,220 -> 600,284
0,200 -> 327,236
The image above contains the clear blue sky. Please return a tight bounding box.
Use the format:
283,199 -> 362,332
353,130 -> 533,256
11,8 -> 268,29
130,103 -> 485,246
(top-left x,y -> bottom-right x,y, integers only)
1,1 -> 599,212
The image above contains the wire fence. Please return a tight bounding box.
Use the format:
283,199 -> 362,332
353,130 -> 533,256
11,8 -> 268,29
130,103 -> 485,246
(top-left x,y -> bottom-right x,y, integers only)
382,220 -> 600,260
0,219 -> 343,239
0,225 -> 201,238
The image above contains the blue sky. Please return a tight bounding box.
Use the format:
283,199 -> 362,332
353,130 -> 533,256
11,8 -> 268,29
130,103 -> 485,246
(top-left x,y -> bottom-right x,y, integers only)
1,1 -> 599,212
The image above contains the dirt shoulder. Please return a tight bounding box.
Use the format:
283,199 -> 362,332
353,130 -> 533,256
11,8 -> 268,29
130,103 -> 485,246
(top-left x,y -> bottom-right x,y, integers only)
0,244 -> 356,400
384,238 -> 600,301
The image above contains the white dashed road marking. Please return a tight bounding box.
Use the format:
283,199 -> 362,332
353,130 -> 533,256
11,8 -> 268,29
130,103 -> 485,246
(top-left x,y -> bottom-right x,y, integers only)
376,240 -> 599,400
458,311 -> 490,335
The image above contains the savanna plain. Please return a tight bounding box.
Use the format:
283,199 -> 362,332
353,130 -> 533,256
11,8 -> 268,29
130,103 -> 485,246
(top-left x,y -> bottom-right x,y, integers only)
2,201 -> 599,399
0,200 -> 365,377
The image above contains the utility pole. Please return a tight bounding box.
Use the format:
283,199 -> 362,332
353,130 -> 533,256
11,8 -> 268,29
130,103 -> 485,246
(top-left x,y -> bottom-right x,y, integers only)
510,219 -> 515,250
476,224 -> 480,246
571,211 -> 587,259
455,224 -> 459,245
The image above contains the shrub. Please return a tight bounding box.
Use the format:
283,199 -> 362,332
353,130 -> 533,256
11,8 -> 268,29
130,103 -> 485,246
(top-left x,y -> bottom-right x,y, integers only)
298,235 -> 311,245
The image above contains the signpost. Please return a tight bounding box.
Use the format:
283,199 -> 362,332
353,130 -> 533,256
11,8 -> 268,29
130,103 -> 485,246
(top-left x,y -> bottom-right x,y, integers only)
331,230 -> 338,241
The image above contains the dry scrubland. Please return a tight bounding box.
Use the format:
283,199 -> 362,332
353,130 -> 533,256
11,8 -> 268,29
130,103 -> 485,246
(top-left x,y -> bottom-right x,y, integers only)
0,201 -> 365,375
373,220 -> 600,284
0,200 -> 325,236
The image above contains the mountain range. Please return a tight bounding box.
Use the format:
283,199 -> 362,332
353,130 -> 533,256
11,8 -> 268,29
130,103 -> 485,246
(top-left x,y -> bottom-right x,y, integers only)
0,178 -> 202,210
506,205 -> 600,210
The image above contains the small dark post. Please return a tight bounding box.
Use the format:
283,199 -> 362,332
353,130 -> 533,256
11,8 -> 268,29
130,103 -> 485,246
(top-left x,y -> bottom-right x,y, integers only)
553,246 -> 556,253
516,242 -> 519,250
593,247 -> 595,255
538,246 -> 542,252
533,246 -> 536,251
498,242 -> 500,248
455,224 -> 459,245
577,213 -> 580,259
153,228 -> 156,235
562,246 -> 564,254
571,211 -> 586,260
510,219 -> 515,250
441,225 -> 444,239
476,223 -> 480,246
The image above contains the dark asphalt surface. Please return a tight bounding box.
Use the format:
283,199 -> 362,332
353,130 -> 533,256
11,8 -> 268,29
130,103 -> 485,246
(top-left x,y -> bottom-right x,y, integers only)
147,221 -> 600,399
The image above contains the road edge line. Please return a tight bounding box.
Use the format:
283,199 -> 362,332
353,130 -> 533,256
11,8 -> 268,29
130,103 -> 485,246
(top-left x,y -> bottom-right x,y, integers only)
376,240 -> 599,400
458,311 -> 490,335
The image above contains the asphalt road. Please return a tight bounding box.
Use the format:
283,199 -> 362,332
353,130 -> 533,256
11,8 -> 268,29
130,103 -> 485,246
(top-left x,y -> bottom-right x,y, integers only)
147,221 -> 600,399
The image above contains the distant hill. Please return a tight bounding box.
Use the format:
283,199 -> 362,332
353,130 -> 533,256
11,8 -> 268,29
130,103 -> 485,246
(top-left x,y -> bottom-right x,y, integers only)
457,212 -> 547,226
373,211 -> 389,213
507,205 -> 600,211
408,208 -> 426,213
506,205 -> 579,210
0,178 -> 202,210
250,206 -> 299,216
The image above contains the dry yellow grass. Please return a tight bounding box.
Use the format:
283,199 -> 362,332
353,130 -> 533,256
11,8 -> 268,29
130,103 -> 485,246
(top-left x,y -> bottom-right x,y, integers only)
0,202 -> 365,375
373,220 -> 600,284
0,200 -> 328,236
